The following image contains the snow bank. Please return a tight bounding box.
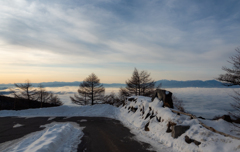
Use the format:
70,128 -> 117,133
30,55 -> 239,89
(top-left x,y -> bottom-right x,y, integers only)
2,123 -> 83,152
0,104 -> 119,119
119,96 -> 240,152
13,124 -> 23,128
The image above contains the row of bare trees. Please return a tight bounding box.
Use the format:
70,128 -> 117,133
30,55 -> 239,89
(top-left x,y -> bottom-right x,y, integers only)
70,68 -> 161,106
11,80 -> 62,107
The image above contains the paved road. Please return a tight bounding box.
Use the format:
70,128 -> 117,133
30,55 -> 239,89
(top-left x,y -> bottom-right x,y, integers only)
0,117 -> 155,152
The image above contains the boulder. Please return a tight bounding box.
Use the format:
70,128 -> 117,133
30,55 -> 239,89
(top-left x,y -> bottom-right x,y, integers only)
172,125 -> 190,138
152,89 -> 173,108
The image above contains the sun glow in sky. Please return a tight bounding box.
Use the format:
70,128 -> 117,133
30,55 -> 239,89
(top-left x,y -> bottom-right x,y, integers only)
0,0 -> 240,84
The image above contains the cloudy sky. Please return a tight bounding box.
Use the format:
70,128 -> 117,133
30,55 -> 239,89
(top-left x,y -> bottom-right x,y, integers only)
0,0 -> 240,84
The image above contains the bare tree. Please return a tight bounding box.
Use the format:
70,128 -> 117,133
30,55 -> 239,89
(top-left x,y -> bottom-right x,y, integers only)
36,84 -> 51,107
103,91 -> 127,107
11,81 -> 62,108
124,68 -> 159,96
103,92 -> 116,105
217,47 -> 240,122
70,73 -> 105,105
11,80 -> 37,106
36,84 -> 62,106
48,93 -> 62,105
217,48 -> 240,86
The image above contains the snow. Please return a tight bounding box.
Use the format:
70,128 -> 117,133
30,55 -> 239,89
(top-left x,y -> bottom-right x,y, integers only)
1,123 -> 83,152
119,96 -> 240,152
201,119 -> 240,137
1,93 -> 240,152
0,104 -> 119,118
52,87 -> 240,119
79,119 -> 87,122
13,124 -> 23,128
47,117 -> 56,121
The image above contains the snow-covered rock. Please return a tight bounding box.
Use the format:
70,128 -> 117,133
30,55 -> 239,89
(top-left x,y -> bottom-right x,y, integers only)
119,96 -> 240,152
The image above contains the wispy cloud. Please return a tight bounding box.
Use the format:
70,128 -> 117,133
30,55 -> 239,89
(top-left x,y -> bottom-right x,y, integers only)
0,0 -> 240,83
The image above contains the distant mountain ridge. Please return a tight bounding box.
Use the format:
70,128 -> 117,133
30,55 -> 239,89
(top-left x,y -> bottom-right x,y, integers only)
0,80 -> 238,90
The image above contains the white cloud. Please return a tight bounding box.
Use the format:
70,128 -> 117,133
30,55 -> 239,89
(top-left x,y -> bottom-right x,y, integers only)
0,0 -> 240,82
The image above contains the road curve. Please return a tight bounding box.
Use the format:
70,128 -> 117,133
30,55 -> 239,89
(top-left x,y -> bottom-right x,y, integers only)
0,117 -> 156,152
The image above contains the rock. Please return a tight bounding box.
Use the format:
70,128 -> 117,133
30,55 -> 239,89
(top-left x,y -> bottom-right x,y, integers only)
151,89 -> 173,108
194,140 -> 201,146
220,115 -> 232,122
185,135 -> 193,144
185,135 -> 201,146
156,117 -> 161,122
127,97 -> 135,101
150,115 -> 155,119
166,126 -> 172,133
145,122 -> 150,131
131,107 -> 138,113
233,118 -> 240,124
145,113 -> 150,119
166,122 -> 176,133
141,107 -> 145,115
172,125 -> 190,138
198,116 -> 205,119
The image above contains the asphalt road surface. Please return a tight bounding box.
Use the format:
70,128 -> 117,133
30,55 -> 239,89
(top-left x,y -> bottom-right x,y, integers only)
0,117 -> 156,152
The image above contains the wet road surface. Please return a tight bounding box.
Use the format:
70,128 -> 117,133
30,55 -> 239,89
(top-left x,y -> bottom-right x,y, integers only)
0,117 -> 155,152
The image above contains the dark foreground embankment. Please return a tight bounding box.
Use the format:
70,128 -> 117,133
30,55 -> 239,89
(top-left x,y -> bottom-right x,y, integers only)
0,96 -> 60,110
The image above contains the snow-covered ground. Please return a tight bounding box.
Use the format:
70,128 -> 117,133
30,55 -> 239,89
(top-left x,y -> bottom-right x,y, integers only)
120,96 -> 240,152
35,87 -> 240,118
0,93 -> 240,152
0,123 -> 83,152
0,104 -> 118,118
2,86 -> 238,119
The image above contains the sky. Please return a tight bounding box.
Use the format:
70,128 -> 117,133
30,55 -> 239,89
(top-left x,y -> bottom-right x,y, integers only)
0,0 -> 240,84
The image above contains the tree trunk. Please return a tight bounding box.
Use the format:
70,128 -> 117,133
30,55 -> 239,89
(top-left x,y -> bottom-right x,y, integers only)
14,98 -> 16,110
40,93 -> 43,108
91,83 -> 93,105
